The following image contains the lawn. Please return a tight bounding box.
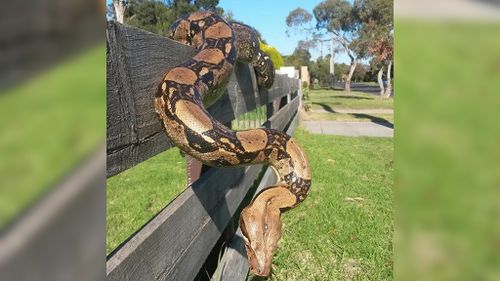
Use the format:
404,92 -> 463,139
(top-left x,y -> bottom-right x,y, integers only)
303,89 -> 394,124
106,147 -> 187,254
308,89 -> 393,110
303,112 -> 394,123
106,127 -> 394,279
0,45 -> 105,227
396,21 -> 500,280
248,128 -> 393,280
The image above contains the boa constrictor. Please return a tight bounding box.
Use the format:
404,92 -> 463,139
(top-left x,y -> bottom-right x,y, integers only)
154,11 -> 311,277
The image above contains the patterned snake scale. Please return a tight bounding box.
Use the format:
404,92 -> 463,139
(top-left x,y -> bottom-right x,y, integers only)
154,11 -> 311,277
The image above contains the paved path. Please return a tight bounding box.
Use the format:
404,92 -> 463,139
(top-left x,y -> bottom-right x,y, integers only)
302,120 -> 393,138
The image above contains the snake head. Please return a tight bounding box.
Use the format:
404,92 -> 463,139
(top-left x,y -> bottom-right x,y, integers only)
240,186 -> 296,277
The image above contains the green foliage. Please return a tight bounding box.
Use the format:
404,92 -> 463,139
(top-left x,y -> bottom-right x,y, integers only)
301,81 -> 311,111
125,0 -> 175,34
309,55 -> 331,86
314,0 -> 357,33
283,48 -> 311,70
111,0 -> 224,35
286,8 -> 312,28
288,0 -> 394,63
309,56 -> 371,86
353,0 -> 393,63
259,42 -> 284,69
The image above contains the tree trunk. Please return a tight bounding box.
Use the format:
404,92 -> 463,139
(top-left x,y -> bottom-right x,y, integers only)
383,60 -> 393,98
377,66 -> 385,96
113,0 -> 126,24
344,59 -> 357,93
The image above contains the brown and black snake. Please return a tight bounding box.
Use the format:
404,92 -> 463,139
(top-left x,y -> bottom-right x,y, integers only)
154,11 -> 311,277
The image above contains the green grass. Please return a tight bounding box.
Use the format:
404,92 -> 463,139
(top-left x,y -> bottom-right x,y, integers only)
309,90 -> 393,110
396,21 -> 500,280
304,89 -> 393,123
232,105 -> 267,130
105,128 -> 394,278
249,128 -> 393,280
106,148 -> 187,254
0,44 -> 105,227
304,112 -> 394,123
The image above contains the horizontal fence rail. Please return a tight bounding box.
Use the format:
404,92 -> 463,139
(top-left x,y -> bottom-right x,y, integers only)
106,21 -> 301,281
106,21 -> 299,177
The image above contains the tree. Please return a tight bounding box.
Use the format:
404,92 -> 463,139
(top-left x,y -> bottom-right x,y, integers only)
313,0 -> 367,93
309,55 -> 330,87
123,0 -> 174,34
287,0 -> 394,94
107,0 -> 224,35
285,8 -> 323,52
352,63 -> 369,82
287,1 -> 364,93
283,48 -> 311,70
113,0 -> 127,23
354,0 -> 393,97
368,36 -> 393,97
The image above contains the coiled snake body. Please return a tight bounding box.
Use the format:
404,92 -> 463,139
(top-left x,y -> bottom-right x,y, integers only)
154,11 -> 311,277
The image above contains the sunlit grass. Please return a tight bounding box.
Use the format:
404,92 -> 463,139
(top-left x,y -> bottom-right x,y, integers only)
0,44 -> 105,227
304,89 -> 393,123
396,21 -> 500,280
309,90 -> 393,110
304,112 -> 394,123
249,128 -> 393,280
106,148 -> 187,254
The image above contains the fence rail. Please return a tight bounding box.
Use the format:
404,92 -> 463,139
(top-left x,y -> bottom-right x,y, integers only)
106,22 -> 301,281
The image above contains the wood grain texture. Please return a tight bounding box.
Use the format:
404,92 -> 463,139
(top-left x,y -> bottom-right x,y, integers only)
265,94 -> 300,130
107,165 -> 263,281
106,114 -> 300,281
0,147 -> 105,281
106,21 -> 302,281
106,22 -> 298,177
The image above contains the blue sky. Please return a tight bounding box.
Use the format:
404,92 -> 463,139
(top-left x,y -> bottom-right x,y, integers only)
218,0 -> 350,63
106,0 -> 351,63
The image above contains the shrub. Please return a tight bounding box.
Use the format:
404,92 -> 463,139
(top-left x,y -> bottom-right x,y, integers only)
301,81 -> 311,112
259,41 -> 284,69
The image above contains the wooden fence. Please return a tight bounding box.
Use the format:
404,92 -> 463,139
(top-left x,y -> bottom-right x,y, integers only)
106,22 -> 301,281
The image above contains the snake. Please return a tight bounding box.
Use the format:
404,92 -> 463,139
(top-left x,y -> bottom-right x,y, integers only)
154,11 -> 311,277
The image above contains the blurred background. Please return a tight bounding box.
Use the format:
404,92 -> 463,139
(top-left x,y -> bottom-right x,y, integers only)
395,0 -> 500,280
0,0 -> 105,281
0,0 -> 499,280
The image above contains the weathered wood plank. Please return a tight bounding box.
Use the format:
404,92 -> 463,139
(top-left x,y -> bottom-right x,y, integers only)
0,147 -> 105,281
106,22 -> 298,177
217,113 -> 300,280
265,95 -> 300,130
107,165 -> 263,281
106,21 -> 195,177
106,111 -> 300,281
213,167 -> 277,281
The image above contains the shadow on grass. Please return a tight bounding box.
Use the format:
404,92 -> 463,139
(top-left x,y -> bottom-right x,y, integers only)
312,102 -> 337,113
311,102 -> 394,129
350,113 -> 394,129
330,95 -> 373,100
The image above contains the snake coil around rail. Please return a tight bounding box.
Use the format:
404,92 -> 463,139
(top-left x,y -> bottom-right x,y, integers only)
154,11 -> 311,277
